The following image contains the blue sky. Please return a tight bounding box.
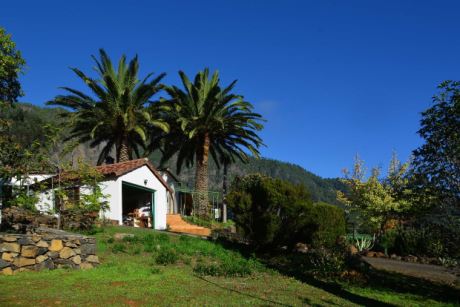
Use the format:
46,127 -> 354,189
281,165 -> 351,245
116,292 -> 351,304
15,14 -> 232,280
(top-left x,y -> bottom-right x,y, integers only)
2,1 -> 459,178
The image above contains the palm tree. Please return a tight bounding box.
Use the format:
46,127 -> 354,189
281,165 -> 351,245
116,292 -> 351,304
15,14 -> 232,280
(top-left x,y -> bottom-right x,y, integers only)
48,49 -> 168,164
160,68 -> 264,219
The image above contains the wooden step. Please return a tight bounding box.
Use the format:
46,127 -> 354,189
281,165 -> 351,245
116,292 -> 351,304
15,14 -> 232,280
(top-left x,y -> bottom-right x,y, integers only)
166,214 -> 211,237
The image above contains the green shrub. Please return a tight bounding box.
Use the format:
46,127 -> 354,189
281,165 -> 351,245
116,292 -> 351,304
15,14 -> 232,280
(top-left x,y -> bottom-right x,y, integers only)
394,220 -> 460,258
304,248 -> 346,277
155,248 -> 179,265
82,227 -> 104,235
311,202 -> 346,248
227,174 -> 315,249
150,267 -> 162,274
122,235 -> 139,243
112,243 -> 126,253
132,247 -> 142,255
379,229 -> 397,256
194,262 -> 221,276
193,258 -> 254,277
221,258 -> 254,277
183,216 -> 212,229
271,246 -> 347,278
227,174 -> 349,250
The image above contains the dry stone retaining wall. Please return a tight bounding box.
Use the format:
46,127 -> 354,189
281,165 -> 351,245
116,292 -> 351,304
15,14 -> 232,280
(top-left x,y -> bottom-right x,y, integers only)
0,228 -> 99,275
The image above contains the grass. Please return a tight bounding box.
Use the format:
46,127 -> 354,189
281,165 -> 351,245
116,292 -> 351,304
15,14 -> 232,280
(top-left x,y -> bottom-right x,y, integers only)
182,216 -> 235,230
0,226 -> 458,306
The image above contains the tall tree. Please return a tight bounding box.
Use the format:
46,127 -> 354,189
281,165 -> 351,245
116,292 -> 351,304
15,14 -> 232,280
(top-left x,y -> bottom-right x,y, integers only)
0,27 -> 25,106
48,49 -> 168,164
160,69 -> 264,218
337,154 -> 414,234
0,27 -> 26,216
412,81 -> 460,209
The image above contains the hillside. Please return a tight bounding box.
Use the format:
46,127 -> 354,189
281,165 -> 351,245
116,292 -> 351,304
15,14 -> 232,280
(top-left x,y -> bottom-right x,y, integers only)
152,154 -> 347,205
3,103 -> 347,205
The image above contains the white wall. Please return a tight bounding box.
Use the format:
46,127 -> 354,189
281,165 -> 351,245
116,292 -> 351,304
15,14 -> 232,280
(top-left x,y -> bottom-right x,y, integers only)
98,179 -> 120,223
36,190 -> 54,213
10,174 -> 53,187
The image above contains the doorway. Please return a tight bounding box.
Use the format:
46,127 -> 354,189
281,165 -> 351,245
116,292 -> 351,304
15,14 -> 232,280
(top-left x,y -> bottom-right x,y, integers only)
121,181 -> 155,229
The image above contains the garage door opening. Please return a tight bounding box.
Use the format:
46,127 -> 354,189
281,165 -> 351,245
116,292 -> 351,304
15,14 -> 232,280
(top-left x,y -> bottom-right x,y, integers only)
122,181 -> 155,229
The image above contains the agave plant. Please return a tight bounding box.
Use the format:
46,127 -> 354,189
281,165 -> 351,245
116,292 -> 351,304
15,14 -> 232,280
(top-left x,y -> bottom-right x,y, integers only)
347,233 -> 376,252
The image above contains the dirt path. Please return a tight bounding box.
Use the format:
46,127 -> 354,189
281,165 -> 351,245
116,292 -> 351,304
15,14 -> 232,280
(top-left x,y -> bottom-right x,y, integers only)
363,256 -> 459,286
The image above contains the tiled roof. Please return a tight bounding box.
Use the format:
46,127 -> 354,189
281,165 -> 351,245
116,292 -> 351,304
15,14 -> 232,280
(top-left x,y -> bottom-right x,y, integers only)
41,158 -> 172,193
95,158 -> 150,177
95,158 -> 172,193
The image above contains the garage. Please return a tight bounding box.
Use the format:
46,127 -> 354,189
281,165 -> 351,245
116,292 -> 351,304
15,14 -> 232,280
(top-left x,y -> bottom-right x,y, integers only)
122,181 -> 155,228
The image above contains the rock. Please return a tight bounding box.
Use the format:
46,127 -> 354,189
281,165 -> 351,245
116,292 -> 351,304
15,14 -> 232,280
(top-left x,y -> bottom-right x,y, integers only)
294,243 -> 309,253
13,257 -> 35,267
113,233 -> 135,241
348,245 -> 359,255
21,245 -> 39,258
1,267 -> 14,275
80,262 -> 93,270
406,255 -> 418,263
80,244 -> 96,256
59,247 -> 76,259
18,237 -> 34,245
74,248 -> 81,255
65,242 -> 77,248
49,239 -> 64,252
1,252 -> 17,262
375,252 -> 386,258
31,235 -> 42,242
47,251 -> 59,259
0,259 -> 10,269
72,255 -> 82,265
85,255 -> 99,263
35,259 -> 54,270
2,236 -> 18,242
73,239 -> 81,246
36,255 -> 49,264
0,242 -> 21,253
366,251 -> 376,257
37,247 -> 48,256
54,258 -> 75,269
36,240 -> 49,248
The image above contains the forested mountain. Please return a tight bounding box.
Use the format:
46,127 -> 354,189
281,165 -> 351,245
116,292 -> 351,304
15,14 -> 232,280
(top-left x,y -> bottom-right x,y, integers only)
3,103 -> 347,205
152,153 -> 347,205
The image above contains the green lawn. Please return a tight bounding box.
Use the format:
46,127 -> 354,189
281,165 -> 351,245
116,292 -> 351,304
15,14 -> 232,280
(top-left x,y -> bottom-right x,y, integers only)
0,226 -> 457,306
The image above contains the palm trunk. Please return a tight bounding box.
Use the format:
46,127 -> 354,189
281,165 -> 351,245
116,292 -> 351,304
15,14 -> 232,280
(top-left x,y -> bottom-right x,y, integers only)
195,133 -> 210,219
117,135 -> 130,163
222,162 -> 228,223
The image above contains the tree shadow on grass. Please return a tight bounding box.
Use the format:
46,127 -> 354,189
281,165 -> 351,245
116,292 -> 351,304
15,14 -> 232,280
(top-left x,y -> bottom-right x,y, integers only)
213,239 -> 460,306
269,266 -> 394,307
363,268 -> 460,303
262,252 -> 460,306
194,275 -> 293,306
213,239 -> 393,306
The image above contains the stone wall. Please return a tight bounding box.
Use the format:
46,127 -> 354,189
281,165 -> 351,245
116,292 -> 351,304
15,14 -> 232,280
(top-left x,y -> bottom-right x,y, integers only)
0,228 -> 99,275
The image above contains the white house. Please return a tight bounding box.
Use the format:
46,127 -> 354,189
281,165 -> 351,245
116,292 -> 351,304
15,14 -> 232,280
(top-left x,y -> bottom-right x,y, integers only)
35,158 -> 174,230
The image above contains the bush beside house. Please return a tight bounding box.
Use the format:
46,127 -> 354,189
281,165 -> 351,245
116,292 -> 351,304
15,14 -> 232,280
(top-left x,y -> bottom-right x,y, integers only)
226,174 -> 346,250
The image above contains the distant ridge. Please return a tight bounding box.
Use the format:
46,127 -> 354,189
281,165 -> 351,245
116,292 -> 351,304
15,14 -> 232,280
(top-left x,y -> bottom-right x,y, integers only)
3,102 -> 347,205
